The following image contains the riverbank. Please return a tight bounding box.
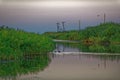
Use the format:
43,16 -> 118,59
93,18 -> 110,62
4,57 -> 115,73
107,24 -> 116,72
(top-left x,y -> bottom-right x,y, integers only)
53,39 -> 79,43
0,26 -> 55,60
51,52 -> 120,55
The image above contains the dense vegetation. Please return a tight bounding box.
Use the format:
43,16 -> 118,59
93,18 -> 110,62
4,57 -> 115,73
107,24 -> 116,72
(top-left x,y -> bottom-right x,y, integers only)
0,54 -> 50,78
44,22 -> 120,44
56,42 -> 120,53
0,25 -> 55,60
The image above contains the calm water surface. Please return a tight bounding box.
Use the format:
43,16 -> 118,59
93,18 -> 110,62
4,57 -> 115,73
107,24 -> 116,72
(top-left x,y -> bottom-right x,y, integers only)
0,43 -> 120,80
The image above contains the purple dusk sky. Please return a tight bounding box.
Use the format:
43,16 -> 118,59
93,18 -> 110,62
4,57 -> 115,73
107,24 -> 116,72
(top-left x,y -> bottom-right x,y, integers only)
0,0 -> 120,33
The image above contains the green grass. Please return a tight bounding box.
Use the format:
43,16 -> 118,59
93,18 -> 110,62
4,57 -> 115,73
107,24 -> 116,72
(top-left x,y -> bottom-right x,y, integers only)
0,26 -> 55,60
44,22 -> 120,44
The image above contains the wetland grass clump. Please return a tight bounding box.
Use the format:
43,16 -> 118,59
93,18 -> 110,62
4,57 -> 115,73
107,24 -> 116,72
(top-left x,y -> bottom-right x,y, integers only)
0,26 -> 55,60
44,22 -> 120,53
44,22 -> 120,44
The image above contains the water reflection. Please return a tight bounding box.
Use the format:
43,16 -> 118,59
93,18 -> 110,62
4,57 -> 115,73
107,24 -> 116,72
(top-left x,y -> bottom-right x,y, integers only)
52,42 -> 120,69
51,53 -> 120,68
0,43 -> 120,80
0,53 -> 51,80
38,53 -> 120,80
54,42 -> 120,53
54,43 -> 80,52
80,44 -> 120,53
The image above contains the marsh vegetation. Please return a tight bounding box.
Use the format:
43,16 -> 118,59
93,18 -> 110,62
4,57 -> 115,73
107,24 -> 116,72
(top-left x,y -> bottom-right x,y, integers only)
45,22 -> 120,53
0,26 -> 55,60
44,22 -> 120,45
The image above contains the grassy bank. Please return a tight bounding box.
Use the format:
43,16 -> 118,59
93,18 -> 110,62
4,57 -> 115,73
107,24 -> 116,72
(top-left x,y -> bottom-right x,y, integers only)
44,22 -> 120,44
0,26 -> 55,60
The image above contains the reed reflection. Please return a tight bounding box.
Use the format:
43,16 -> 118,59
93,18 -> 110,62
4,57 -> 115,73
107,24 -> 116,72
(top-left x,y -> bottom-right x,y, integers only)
0,53 -> 51,80
52,42 -> 120,69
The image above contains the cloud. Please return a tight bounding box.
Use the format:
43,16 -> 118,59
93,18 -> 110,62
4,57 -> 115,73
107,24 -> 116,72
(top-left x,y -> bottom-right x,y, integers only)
1,0 -> 118,2
1,0 -> 119,8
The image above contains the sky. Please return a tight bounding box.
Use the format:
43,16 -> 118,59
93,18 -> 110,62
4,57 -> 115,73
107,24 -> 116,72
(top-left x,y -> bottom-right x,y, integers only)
0,0 -> 120,33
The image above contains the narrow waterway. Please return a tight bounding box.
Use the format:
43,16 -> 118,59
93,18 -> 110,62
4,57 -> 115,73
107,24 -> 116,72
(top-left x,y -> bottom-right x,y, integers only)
0,42 -> 120,80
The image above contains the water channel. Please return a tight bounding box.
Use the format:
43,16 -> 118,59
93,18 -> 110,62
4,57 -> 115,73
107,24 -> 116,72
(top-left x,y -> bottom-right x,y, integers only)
0,42 -> 120,80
